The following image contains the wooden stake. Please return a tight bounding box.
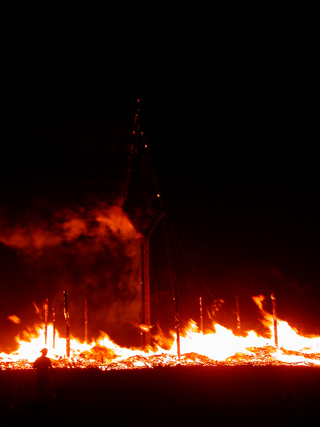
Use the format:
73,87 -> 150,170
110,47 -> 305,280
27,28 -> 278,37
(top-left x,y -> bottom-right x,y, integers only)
85,297 -> 88,344
44,299 -> 48,345
141,237 -> 151,346
52,303 -> 56,349
173,291 -> 180,359
200,296 -> 203,333
271,292 -> 278,347
63,290 -> 70,358
235,296 -> 241,331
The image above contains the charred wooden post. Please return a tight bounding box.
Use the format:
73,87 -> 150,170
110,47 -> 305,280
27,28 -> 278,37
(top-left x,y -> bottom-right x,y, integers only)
63,290 -> 70,357
235,296 -> 241,332
141,236 -> 151,347
52,303 -> 56,349
44,299 -> 48,345
200,296 -> 203,333
85,297 -> 88,344
271,292 -> 278,347
173,291 -> 181,359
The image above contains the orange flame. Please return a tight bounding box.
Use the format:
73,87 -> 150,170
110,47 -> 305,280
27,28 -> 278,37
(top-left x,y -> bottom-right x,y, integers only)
7,315 -> 21,324
2,296 -> 320,369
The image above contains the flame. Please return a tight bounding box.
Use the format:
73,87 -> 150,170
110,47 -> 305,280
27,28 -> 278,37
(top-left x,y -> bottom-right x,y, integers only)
252,294 -> 265,311
7,315 -> 21,324
2,295 -> 320,370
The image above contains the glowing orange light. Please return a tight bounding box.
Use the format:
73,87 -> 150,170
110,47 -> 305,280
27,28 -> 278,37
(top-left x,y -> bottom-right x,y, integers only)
7,315 -> 21,324
2,296 -> 320,370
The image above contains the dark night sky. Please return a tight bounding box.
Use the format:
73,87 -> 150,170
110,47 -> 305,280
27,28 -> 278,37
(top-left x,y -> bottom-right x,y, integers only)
0,41 -> 319,350
143,82 -> 320,336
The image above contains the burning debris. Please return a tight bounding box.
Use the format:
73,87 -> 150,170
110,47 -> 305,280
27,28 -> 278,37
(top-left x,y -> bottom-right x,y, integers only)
1,103 -> 319,378
2,295 -> 320,370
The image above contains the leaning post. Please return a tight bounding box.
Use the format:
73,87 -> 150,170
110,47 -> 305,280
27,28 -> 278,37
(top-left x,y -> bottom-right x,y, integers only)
271,292 -> 278,347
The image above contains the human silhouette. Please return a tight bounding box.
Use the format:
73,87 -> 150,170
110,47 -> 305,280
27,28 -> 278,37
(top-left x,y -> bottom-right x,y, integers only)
33,348 -> 54,396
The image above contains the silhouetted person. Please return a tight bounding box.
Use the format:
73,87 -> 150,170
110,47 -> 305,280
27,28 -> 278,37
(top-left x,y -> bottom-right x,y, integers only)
33,348 -> 54,397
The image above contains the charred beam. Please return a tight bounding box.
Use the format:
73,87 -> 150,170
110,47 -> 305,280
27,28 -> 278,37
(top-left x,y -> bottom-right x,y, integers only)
52,303 -> 56,349
141,237 -> 151,347
235,296 -> 241,332
85,297 -> 88,344
44,299 -> 48,345
63,290 -> 70,358
271,292 -> 278,347
173,291 -> 180,359
200,296 -> 203,333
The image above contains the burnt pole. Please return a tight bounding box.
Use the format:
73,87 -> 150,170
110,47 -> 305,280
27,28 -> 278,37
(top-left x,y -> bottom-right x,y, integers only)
140,213 -> 164,347
200,296 -> 204,333
173,291 -> 181,359
52,303 -> 56,349
235,295 -> 241,332
141,236 -> 151,346
85,297 -> 88,344
271,292 -> 278,347
44,299 -> 49,345
63,290 -> 70,358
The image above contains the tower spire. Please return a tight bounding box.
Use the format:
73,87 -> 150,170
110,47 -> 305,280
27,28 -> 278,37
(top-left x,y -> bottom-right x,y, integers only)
133,98 -> 141,135
124,99 -> 164,347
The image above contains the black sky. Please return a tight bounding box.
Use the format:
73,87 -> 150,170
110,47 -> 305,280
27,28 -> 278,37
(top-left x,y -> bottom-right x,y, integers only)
0,43 -> 319,349
143,83 -> 320,335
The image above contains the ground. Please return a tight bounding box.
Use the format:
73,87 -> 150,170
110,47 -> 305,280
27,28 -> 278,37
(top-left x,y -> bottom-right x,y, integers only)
0,366 -> 319,426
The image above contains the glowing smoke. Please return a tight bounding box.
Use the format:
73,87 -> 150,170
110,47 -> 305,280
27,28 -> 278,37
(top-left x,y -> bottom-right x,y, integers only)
0,204 -> 143,348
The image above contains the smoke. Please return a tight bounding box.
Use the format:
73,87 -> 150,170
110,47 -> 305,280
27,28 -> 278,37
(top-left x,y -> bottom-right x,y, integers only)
0,103 -> 164,350
0,205 -> 140,253
0,203 -> 143,348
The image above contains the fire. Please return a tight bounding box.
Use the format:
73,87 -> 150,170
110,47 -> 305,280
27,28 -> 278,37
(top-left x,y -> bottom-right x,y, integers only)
2,295 -> 320,370
7,315 -> 21,324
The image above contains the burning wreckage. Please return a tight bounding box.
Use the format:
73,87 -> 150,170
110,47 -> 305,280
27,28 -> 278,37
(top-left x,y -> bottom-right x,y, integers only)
2,294 -> 320,370
1,102 -> 320,373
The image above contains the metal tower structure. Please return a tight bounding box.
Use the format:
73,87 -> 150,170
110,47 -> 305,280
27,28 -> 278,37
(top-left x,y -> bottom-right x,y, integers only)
124,99 -> 164,347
